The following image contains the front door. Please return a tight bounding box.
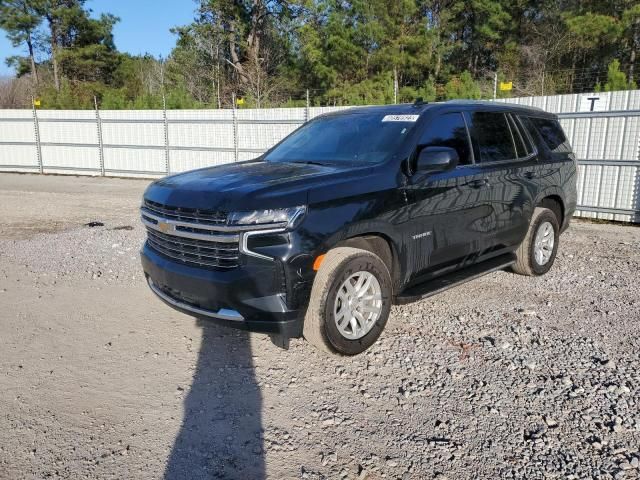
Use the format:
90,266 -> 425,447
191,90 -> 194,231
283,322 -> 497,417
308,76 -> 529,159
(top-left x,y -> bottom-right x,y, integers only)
403,112 -> 494,281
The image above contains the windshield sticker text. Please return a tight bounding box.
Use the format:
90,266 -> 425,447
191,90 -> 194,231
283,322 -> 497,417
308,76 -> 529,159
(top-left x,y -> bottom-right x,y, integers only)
382,114 -> 419,123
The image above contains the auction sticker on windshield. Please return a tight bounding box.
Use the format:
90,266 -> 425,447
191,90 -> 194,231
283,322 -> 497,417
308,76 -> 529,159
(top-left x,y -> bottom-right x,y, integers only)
382,114 -> 419,122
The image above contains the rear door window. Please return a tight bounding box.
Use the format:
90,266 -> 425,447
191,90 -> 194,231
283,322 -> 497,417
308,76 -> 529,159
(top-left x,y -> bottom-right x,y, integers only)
418,112 -> 472,165
467,112 -> 516,163
513,116 -> 536,155
506,114 -> 529,157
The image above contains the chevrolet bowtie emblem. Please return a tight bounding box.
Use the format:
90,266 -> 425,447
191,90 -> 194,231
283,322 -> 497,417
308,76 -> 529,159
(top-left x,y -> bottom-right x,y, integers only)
158,221 -> 171,233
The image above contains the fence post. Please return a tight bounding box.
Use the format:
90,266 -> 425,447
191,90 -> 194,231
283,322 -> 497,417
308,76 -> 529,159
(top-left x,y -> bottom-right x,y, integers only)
232,93 -> 239,162
162,93 -> 171,174
305,89 -> 310,123
94,97 -> 105,176
31,96 -> 43,174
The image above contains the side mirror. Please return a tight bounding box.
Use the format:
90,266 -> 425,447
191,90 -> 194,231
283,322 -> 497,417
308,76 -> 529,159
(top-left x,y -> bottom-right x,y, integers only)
415,146 -> 459,173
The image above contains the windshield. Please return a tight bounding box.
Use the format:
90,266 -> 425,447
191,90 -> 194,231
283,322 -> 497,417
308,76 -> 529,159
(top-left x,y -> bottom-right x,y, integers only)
264,113 -> 418,164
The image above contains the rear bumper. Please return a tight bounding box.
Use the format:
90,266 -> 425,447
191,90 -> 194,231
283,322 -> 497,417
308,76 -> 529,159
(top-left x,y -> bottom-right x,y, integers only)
141,243 -> 304,337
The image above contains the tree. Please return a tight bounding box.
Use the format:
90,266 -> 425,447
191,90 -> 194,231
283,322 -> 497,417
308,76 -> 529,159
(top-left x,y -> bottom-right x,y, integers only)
622,4 -> 640,84
599,59 -> 637,91
55,11 -> 121,84
444,71 -> 482,99
3,0 -> 640,110
0,0 -> 42,84
188,0 -> 295,106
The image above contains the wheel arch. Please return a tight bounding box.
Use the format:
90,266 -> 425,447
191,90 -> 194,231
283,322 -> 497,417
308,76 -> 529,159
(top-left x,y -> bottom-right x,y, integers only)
537,194 -> 565,227
335,232 -> 401,294
534,187 -> 567,228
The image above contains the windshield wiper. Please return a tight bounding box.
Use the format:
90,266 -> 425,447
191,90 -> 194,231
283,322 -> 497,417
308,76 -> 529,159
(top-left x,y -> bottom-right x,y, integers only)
292,160 -> 333,166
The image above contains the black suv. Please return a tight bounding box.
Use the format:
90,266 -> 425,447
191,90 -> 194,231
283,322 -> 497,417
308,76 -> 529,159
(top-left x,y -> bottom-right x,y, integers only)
140,101 -> 577,355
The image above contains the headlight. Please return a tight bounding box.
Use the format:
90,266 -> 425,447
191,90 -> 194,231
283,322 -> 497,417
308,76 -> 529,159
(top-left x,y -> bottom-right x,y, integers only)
228,206 -> 307,228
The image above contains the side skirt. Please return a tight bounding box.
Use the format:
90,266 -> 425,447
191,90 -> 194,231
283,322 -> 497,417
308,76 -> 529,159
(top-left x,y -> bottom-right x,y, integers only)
394,253 -> 516,305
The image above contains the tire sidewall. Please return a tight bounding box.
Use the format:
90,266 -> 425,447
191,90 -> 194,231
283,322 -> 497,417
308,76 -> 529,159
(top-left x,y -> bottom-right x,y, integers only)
321,254 -> 392,355
529,210 -> 560,275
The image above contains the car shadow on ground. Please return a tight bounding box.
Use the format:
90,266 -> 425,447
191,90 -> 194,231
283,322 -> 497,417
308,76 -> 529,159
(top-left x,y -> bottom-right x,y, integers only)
164,320 -> 264,480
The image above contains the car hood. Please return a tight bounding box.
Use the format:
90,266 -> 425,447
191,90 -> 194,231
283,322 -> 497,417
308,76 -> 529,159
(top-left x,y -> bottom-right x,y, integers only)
143,160 -> 378,211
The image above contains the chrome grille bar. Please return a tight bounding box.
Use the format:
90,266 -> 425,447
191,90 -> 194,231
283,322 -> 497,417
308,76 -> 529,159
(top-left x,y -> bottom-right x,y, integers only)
146,229 -> 239,252
146,229 -> 239,261
141,211 -> 240,243
143,199 -> 227,225
147,237 -> 238,269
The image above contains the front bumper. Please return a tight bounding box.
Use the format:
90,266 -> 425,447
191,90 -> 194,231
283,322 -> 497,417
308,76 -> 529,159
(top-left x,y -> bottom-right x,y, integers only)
141,243 -> 305,337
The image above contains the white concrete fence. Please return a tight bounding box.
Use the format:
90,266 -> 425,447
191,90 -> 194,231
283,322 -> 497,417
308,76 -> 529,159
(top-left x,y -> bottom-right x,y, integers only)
0,91 -> 639,222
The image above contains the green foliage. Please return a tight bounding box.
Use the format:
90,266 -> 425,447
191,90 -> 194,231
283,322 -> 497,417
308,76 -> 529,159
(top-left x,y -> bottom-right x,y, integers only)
603,59 -> 637,91
444,72 -> 482,100
5,55 -> 32,76
0,0 -> 40,47
39,79 -> 97,109
1,0 -> 640,109
566,13 -> 622,50
399,78 -> 437,104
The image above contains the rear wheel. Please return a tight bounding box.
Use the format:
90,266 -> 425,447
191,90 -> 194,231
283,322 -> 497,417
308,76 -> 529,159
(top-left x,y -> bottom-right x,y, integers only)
303,247 -> 392,355
512,207 -> 560,276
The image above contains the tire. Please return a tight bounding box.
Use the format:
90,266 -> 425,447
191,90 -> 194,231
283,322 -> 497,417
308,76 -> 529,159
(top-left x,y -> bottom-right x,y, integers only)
512,207 -> 560,276
303,247 -> 392,355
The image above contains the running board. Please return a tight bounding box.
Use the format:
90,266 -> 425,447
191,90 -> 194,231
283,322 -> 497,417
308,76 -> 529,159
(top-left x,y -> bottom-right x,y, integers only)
395,253 -> 516,305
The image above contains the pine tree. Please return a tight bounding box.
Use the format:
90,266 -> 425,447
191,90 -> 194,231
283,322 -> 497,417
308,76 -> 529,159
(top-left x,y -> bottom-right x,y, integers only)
0,0 -> 42,84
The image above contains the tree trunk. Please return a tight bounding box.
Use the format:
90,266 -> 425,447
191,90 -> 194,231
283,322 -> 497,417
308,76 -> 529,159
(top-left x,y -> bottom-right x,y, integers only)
247,0 -> 265,69
47,15 -> 60,91
52,44 -> 60,91
227,19 -> 248,85
570,52 -> 577,93
27,33 -> 38,85
629,18 -> 639,85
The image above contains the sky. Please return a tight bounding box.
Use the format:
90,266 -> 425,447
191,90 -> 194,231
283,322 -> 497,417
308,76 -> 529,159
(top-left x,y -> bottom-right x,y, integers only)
0,0 -> 196,76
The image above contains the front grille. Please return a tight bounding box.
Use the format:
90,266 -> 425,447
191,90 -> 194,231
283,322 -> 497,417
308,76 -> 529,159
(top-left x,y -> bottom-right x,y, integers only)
142,199 -> 239,270
145,228 -> 240,269
143,199 -> 227,226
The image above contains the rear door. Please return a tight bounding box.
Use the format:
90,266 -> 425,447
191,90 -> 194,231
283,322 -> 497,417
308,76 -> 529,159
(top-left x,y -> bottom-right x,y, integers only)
464,110 -> 539,251
518,115 -> 577,226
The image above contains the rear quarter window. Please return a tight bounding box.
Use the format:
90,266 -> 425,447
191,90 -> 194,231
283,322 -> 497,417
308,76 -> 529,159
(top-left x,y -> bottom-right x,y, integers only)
524,117 -> 571,154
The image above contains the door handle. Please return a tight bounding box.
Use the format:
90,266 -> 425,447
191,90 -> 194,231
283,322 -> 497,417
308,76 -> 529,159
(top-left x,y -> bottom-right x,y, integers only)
524,171 -> 536,179
466,178 -> 490,188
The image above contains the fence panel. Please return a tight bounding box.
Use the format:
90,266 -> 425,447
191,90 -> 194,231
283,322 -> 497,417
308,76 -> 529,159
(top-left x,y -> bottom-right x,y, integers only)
558,110 -> 640,222
236,108 -> 305,162
0,109 -> 39,172
0,91 -> 639,222
35,110 -> 99,174
167,109 -> 236,173
99,110 -> 166,176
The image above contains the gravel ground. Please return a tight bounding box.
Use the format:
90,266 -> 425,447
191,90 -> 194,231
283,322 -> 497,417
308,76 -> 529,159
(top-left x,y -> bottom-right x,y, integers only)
1,173 -> 639,480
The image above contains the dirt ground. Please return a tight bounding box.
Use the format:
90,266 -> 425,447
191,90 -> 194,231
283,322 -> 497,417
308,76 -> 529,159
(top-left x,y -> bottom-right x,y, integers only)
0,173 -> 639,480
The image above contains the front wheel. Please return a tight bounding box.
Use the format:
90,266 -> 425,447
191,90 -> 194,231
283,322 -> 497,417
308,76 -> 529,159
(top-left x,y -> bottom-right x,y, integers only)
303,247 -> 392,355
512,207 -> 560,276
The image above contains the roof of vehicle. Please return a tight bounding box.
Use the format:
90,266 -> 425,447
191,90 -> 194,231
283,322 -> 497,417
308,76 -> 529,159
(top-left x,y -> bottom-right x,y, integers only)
440,99 -> 547,113
320,99 -> 552,118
